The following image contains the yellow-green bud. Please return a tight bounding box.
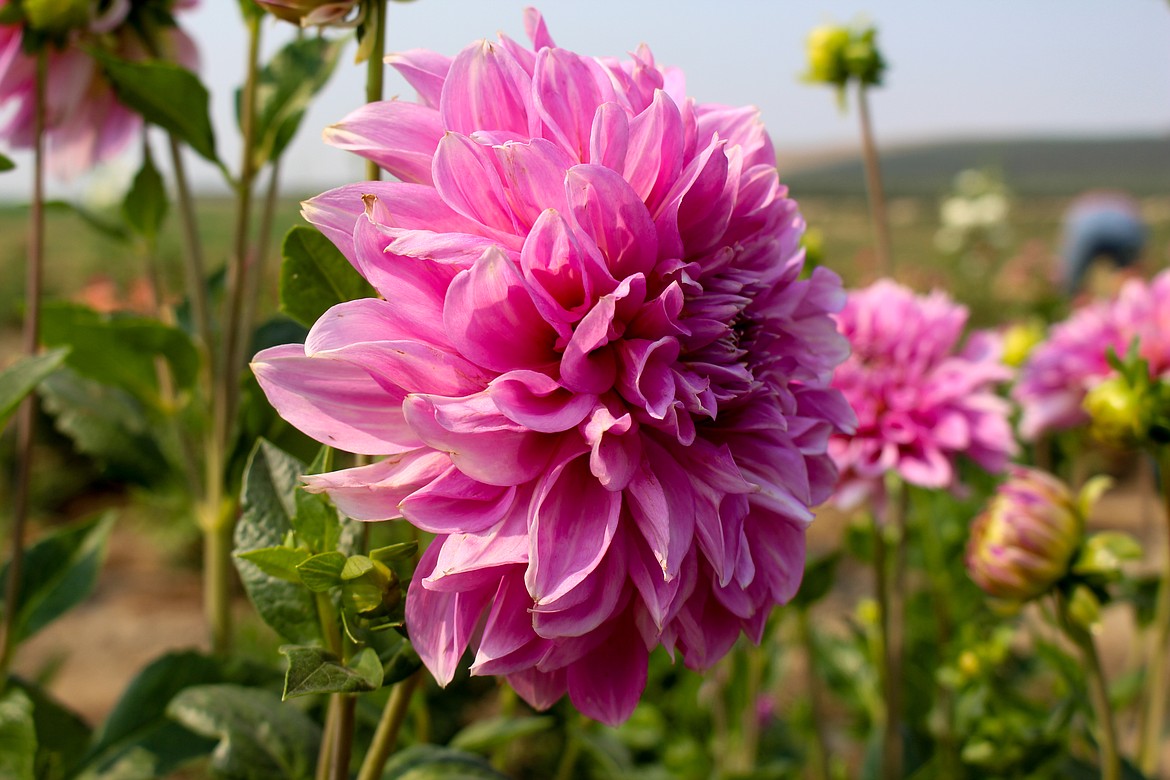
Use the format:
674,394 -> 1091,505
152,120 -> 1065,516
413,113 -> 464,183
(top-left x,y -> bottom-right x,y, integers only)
804,24 -> 851,86
23,0 -> 90,35
1001,319 -> 1045,368
1083,374 -> 1150,447
966,466 -> 1084,603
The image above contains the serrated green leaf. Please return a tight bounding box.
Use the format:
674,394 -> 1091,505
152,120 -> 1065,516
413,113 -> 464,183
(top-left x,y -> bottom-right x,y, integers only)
92,51 -> 218,164
249,36 -> 344,167
0,348 -> 67,432
235,546 -> 310,584
449,716 -> 554,754
0,688 -> 36,780
0,514 -> 113,645
235,441 -> 322,645
279,226 -> 376,328
297,551 -> 346,592
280,645 -> 381,699
166,684 -> 320,780
382,744 -> 513,780
40,302 -> 199,399
122,149 -> 168,239
78,651 -> 222,778
38,369 -> 172,485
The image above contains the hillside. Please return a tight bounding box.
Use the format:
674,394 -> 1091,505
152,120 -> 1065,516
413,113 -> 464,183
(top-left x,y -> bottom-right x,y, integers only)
778,134 -> 1170,198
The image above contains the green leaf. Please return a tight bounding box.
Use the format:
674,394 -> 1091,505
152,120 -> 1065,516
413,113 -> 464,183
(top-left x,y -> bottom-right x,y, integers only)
791,552 -> 840,609
1073,531 -> 1143,579
296,551 -> 346,592
79,651 -> 222,778
382,744 -> 513,780
92,51 -> 218,164
43,199 -> 131,243
234,441 -> 322,645
0,688 -> 36,780
0,151 -> 14,172
166,684 -> 320,780
0,348 -> 67,432
122,149 -> 168,239
280,645 -> 381,699
291,481 -> 340,556
378,632 -> 422,685
370,542 -> 418,566
249,36 -> 345,167
40,302 -> 199,399
8,677 -> 90,780
279,226 -> 376,328
235,546 -> 311,583
0,514 -> 113,645
449,716 -> 554,754
38,369 -> 172,485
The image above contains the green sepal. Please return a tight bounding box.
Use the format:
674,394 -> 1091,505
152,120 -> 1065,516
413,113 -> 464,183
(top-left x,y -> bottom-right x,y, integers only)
235,546 -> 311,583
1073,531 -> 1142,580
279,645 -> 383,699
296,551 -> 347,592
1065,585 -> 1102,633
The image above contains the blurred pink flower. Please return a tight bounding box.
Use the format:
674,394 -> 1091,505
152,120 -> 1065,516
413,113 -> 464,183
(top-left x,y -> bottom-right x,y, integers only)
829,280 -> 1016,508
0,0 -> 199,179
1015,270 -> 1170,440
253,8 -> 855,724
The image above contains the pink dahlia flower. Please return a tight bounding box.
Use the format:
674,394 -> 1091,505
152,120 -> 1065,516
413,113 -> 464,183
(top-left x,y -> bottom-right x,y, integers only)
1015,270 -> 1170,440
829,280 -> 1017,508
253,8 -> 855,725
0,0 -> 199,179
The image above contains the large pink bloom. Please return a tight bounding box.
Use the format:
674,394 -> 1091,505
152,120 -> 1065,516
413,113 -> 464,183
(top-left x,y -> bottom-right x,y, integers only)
1015,270 -> 1170,439
0,0 -> 198,179
254,8 -> 854,725
829,280 -> 1016,508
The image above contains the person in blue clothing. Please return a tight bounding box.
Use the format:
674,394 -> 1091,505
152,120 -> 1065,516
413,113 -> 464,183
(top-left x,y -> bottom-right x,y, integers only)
1060,192 -> 1148,298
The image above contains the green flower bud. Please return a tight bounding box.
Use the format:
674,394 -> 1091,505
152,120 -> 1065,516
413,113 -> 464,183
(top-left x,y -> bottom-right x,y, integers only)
803,24 -> 851,87
1083,373 -> 1151,447
1001,319 -> 1045,368
23,0 -> 89,36
966,466 -> 1085,603
340,555 -> 401,618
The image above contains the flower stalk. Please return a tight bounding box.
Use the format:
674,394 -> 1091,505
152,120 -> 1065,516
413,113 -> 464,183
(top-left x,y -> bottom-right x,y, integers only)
873,481 -> 907,780
363,0 -> 386,182
0,49 -> 47,683
856,82 -> 892,277
1056,592 -> 1120,780
1139,448 -> 1170,776
356,670 -> 423,780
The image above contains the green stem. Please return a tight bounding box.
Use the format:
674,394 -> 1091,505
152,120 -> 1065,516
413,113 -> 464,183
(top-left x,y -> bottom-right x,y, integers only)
364,0 -> 386,181
917,494 -> 959,777
167,134 -> 211,353
0,49 -> 47,684
1139,448 -> 1170,775
233,157 -> 282,393
797,608 -> 831,780
738,643 -> 765,774
329,694 -> 356,780
856,83 -> 892,278
202,503 -> 233,656
874,483 -> 907,780
356,670 -> 423,780
553,716 -> 584,780
315,695 -> 339,780
1057,594 -> 1121,780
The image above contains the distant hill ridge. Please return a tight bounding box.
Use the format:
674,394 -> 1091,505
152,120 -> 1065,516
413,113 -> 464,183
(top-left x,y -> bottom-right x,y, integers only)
778,134 -> 1170,198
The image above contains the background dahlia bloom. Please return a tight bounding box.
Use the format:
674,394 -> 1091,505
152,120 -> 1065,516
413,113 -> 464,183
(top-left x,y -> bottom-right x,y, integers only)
253,9 -> 855,724
829,280 -> 1016,508
0,0 -> 199,179
1015,270 -> 1170,440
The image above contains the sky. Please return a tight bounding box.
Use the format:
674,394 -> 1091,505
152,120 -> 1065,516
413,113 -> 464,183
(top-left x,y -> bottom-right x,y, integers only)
5,0 -> 1170,199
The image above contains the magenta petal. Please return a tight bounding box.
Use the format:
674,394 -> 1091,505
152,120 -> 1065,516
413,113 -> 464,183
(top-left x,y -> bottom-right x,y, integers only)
400,465 -> 516,534
744,510 -> 806,605
492,138 -> 574,229
617,337 -> 681,419
521,209 -> 607,324
444,247 -> 558,372
386,48 -> 451,109
402,392 -> 551,486
523,7 -> 556,50
589,102 -> 630,173
323,101 -> 443,185
471,572 -> 546,675
406,540 -> 493,685
433,133 -> 521,235
624,89 -> 684,209
532,536 -> 627,638
559,274 -> 646,394
440,39 -> 533,137
565,613 -> 648,726
526,450 -> 621,604
301,449 -> 449,521
625,453 -> 694,580
582,403 -> 640,491
424,504 -> 529,592
252,345 -> 421,455
507,666 -> 567,712
566,164 -> 659,281
488,370 -> 595,432
534,47 -> 606,160
626,525 -> 683,630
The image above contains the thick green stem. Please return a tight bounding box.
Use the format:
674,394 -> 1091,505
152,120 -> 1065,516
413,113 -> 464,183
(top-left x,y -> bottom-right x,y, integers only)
856,83 -> 892,278
202,502 -> 233,656
1058,595 -> 1121,780
315,695 -> 339,780
917,495 -> 959,777
329,694 -> 356,780
1139,449 -> 1170,775
874,483 -> 907,780
364,0 -> 386,181
0,50 -> 47,683
797,608 -> 831,780
356,671 -> 423,780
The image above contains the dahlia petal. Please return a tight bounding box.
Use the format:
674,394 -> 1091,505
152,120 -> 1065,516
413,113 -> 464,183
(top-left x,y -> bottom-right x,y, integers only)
624,89 -> 684,209
433,133 -> 521,235
521,209 -> 607,324
301,449 -> 449,521
492,138 -> 574,229
399,465 -> 516,534
626,524 -> 683,630
252,345 -> 421,455
589,102 -> 629,173
488,370 -> 596,432
403,393 -> 550,486
677,139 -> 739,255
444,247 -> 559,372
583,403 -> 641,491
625,452 -> 694,580
424,504 -> 529,591
507,667 -> 567,712
382,228 -> 502,267
386,48 -> 452,108
471,572 -> 546,676
531,538 -> 627,638
560,274 -> 646,394
565,613 -> 648,726
407,541 -> 494,686
323,101 -> 443,185
440,39 -> 533,138
695,104 -> 775,168
534,47 -> 605,160
617,337 -> 681,420
523,7 -> 556,50
566,164 -> 658,280
527,451 -> 621,604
